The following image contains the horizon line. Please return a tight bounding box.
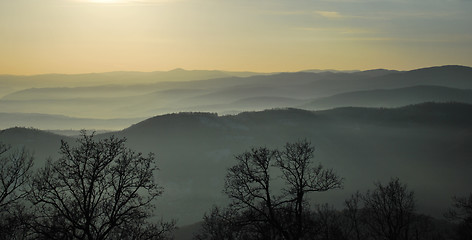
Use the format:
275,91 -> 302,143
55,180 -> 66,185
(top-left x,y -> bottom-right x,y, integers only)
1,64 -> 471,77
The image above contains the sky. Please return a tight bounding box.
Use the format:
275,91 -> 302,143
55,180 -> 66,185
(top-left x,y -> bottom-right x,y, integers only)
1,0 -> 471,75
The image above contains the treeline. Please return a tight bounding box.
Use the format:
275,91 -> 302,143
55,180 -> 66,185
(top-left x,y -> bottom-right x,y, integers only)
0,136 -> 470,240
194,140 -> 472,240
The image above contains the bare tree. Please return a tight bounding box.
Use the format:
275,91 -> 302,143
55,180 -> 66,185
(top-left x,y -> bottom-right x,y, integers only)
0,143 -> 34,239
0,143 -> 33,211
29,131 -> 172,240
218,140 -> 343,240
275,140 -> 343,239
446,193 -> 472,240
343,192 -> 363,240
223,146 -> 282,239
362,178 -> 415,240
342,179 -> 443,240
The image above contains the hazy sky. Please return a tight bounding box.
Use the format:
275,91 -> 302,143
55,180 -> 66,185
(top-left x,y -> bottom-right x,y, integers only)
1,0 -> 471,74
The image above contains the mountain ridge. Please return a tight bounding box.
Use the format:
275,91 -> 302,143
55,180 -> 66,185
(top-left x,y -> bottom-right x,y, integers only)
2,102 -> 472,225
302,85 -> 472,109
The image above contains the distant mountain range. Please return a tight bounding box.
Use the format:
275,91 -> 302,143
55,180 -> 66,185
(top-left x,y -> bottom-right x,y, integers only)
301,85 -> 472,109
1,66 -> 471,239
1,65 -> 472,130
2,102 -> 471,226
0,69 -> 266,97
0,112 -> 143,130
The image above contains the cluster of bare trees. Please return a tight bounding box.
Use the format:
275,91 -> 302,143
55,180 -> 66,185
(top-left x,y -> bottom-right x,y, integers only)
195,140 -> 344,240
1,136 -> 471,240
446,194 -> 472,240
0,132 -> 174,240
342,179 -> 430,240
195,140 -> 472,240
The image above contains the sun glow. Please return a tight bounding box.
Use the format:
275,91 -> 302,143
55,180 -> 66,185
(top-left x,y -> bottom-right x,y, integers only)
89,0 -> 119,3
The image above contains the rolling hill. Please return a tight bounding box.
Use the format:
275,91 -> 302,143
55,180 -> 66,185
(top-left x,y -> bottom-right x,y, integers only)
1,103 -> 471,226
301,85 -> 472,109
0,69 -> 266,98
0,112 -> 143,130
1,65 -> 471,124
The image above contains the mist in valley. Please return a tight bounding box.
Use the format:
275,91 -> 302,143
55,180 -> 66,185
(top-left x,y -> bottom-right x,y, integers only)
1,66 -> 472,239
2,0 -> 472,237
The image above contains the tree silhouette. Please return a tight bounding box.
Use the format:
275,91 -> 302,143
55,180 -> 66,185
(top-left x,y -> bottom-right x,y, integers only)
343,192 -> 363,240
0,142 -> 34,239
0,143 -> 33,211
29,131 -> 172,240
446,193 -> 472,240
341,179 -> 446,240
361,178 -> 416,240
275,140 -> 343,239
200,140 -> 343,240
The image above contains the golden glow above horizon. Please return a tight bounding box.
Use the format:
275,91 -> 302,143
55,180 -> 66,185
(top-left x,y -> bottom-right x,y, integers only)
0,0 -> 471,75
89,0 -> 118,3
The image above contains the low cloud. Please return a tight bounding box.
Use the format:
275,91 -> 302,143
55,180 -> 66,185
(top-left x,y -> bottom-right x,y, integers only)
262,10 -> 308,16
296,27 -> 371,35
316,11 -> 344,18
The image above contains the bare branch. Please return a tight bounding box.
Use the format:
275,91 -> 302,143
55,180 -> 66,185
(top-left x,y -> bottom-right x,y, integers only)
29,132 -> 172,239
